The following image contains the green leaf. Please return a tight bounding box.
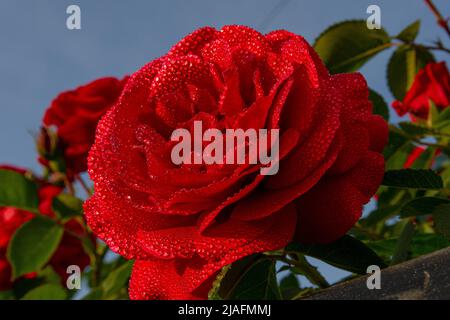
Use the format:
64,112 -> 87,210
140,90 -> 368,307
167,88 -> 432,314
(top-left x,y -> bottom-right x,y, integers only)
52,193 -> 83,221
101,260 -> 133,299
428,103 -> 450,135
229,259 -> 281,300
387,144 -> 416,170
279,273 -> 301,299
409,233 -> 450,256
289,255 -> 329,288
400,197 -> 450,218
376,187 -> 410,210
0,169 -> 39,213
442,166 -> 450,190
428,99 -> 438,121
364,239 -> 396,262
21,284 -> 67,300
436,107 -> 450,124
396,20 -> 420,43
387,45 -> 434,100
366,233 -> 450,262
383,127 -> 413,170
433,204 -> 450,241
409,147 -> 436,169
38,266 -> 62,285
82,288 -> 104,300
363,204 -> 403,226
212,255 -> 281,300
398,122 -> 430,136
383,127 -> 408,160
391,221 -> 416,264
399,121 -> 450,138
286,235 -> 386,274
7,217 -> 63,279
208,265 -> 230,300
382,169 -> 443,190
369,89 -> 389,121
0,290 -> 14,300
435,120 -> 450,135
314,20 -> 391,74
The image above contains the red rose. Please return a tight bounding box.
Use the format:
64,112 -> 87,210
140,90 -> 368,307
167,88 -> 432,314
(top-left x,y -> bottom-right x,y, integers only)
84,26 -> 388,299
393,62 -> 450,119
43,77 -> 128,175
0,166 -> 90,290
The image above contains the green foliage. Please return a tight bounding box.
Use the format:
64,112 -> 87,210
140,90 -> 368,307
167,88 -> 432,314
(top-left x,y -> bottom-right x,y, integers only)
6,266 -> 61,299
286,235 -> 386,274
363,204 -> 403,226
0,291 -> 14,300
21,284 -> 67,300
0,169 -> 39,213
433,204 -> 450,241
314,20 -> 390,73
435,107 -> 450,125
399,121 -> 450,138
101,260 -> 133,299
395,20 -> 421,43
81,257 -> 132,300
287,254 -> 329,288
231,259 -> 280,300
209,255 -> 281,300
369,89 -> 390,121
279,273 -> 301,300
382,169 -> 443,190
7,217 -> 63,279
52,193 -> 83,221
391,221 -> 416,264
400,197 -> 450,218
366,234 -> 450,263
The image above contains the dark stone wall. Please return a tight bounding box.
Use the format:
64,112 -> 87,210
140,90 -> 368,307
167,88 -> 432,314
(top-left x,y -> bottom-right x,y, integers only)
306,248 -> 450,300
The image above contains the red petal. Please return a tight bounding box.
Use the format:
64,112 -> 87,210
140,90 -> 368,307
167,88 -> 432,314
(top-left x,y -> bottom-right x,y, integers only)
367,115 -> 389,153
295,151 -> 385,243
130,204 -> 296,299
168,27 -> 217,57
219,25 -> 269,59
266,78 -> 342,189
327,123 -> 369,175
232,133 -> 341,221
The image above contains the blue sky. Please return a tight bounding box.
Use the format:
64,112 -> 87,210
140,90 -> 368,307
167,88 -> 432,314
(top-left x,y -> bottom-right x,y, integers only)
1,0 -> 449,290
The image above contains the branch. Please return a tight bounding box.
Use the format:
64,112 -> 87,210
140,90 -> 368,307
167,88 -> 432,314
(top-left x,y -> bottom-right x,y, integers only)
424,0 -> 450,38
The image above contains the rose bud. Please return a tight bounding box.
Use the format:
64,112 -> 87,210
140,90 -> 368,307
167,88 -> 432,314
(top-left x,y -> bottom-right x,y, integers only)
392,61 -> 450,120
42,77 -> 128,177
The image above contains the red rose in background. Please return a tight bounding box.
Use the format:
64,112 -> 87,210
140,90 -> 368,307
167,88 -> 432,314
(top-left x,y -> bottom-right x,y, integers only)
42,77 -> 128,175
0,166 -> 90,291
392,62 -> 450,119
84,26 -> 388,299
